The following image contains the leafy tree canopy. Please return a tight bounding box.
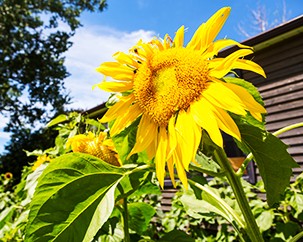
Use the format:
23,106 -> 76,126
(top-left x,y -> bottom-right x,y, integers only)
0,0 -> 107,132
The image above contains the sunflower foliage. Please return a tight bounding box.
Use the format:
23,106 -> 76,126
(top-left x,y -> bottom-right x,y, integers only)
2,6 -> 302,242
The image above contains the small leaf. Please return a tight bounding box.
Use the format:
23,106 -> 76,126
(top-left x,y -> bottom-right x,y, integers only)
159,230 -> 194,242
111,119 -> 139,164
0,206 -> 15,230
117,170 -> 150,199
25,153 -> 126,242
46,114 -> 68,127
128,202 -> 156,235
194,152 -> 220,174
85,119 -> 105,130
256,210 -> 274,232
293,193 -> 303,218
238,124 -> 298,207
130,178 -> 161,198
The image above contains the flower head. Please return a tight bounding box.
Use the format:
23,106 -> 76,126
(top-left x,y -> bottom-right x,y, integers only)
4,172 -> 13,180
66,132 -> 121,167
32,154 -> 52,171
96,7 -> 266,188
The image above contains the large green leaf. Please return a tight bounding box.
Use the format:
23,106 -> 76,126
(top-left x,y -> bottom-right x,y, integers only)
128,202 -> 156,235
25,153 -> 131,242
238,124 -> 299,207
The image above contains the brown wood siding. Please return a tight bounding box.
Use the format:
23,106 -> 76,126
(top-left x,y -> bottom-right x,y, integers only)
241,33 -> 303,182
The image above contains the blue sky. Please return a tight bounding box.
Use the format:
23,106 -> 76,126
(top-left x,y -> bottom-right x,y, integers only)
0,0 -> 302,153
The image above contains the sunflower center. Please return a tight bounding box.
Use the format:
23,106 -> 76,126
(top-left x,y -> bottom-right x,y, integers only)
133,47 -> 209,126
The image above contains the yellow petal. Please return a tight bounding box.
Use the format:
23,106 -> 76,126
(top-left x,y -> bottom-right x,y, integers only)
175,157 -> 188,189
155,127 -> 168,188
151,38 -> 165,51
233,59 -> 266,78
203,82 -> 247,116
96,62 -> 134,81
187,7 -> 231,50
176,111 -> 195,170
167,156 -> 176,188
191,98 -> 223,147
163,34 -> 172,49
100,94 -> 135,123
96,81 -> 133,93
208,48 -> 253,78
167,116 -> 177,158
146,138 -> 157,160
113,51 -> 139,68
224,82 -> 266,113
205,39 -> 252,59
110,102 -> 142,136
137,42 -> 154,57
224,82 -> 266,122
173,25 -> 184,47
127,114 -> 158,159
250,111 -> 263,122
175,111 -> 199,170
210,106 -> 241,141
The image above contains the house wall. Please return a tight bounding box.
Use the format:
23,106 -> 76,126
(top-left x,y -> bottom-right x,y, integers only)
241,33 -> 303,182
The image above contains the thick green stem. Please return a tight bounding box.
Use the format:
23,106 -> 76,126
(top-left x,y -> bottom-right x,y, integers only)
214,149 -> 263,242
122,197 -> 131,242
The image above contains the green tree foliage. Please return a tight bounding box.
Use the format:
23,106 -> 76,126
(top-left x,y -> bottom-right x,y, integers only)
0,0 -> 107,181
0,0 -> 107,131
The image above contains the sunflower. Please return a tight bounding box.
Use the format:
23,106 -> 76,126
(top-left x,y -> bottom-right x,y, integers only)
66,132 -> 121,167
96,7 -> 266,188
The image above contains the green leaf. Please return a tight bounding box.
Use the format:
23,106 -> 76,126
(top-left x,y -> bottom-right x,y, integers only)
256,210 -> 274,232
117,169 -> 151,199
180,188 -> 243,230
128,202 -> 156,235
0,206 -> 16,230
25,153 -> 127,242
276,221 -> 301,240
111,118 -> 140,164
159,230 -> 194,242
130,179 -> 161,198
194,151 -> 220,174
238,124 -> 299,207
46,114 -> 68,127
291,193 -> 303,218
85,118 -> 105,130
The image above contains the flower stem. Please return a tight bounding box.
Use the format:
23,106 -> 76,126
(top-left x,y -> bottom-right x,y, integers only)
272,122 -> 303,136
214,148 -> 264,242
122,197 -> 131,242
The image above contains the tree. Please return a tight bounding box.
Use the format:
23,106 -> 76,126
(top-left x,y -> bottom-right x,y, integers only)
237,0 -> 290,38
0,0 -> 107,132
0,0 -> 107,181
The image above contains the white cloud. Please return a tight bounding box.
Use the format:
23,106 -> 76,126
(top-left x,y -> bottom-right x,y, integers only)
64,25 -> 156,111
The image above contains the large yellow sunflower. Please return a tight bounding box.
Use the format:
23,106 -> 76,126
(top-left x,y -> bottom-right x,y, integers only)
96,7 -> 266,188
